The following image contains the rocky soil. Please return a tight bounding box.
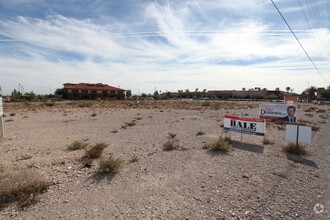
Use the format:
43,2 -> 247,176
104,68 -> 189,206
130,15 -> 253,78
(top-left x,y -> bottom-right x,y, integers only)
0,100 -> 329,220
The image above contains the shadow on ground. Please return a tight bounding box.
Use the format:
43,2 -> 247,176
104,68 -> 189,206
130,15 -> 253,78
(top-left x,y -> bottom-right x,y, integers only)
88,172 -> 115,184
286,154 -> 318,168
232,141 -> 264,154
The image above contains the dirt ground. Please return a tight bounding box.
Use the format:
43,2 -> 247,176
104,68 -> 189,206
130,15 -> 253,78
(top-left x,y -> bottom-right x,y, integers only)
0,100 -> 329,220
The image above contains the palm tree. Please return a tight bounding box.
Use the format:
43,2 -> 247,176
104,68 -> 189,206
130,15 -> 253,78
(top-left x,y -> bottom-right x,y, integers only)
286,87 -> 290,93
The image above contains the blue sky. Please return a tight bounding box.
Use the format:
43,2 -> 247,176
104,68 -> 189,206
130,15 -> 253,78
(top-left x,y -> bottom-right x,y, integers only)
0,0 -> 329,95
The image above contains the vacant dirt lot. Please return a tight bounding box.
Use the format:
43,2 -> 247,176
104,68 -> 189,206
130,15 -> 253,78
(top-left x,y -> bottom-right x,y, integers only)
0,100 -> 329,220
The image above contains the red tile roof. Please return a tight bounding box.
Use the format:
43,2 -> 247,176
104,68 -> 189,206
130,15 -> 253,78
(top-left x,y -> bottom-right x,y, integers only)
63,83 -> 125,91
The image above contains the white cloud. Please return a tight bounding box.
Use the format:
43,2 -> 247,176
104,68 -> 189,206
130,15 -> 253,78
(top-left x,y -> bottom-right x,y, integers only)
0,0 -> 329,95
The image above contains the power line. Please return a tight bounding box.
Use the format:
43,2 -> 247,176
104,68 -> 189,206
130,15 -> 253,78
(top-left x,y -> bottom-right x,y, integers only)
270,0 -> 329,85
298,0 -> 330,74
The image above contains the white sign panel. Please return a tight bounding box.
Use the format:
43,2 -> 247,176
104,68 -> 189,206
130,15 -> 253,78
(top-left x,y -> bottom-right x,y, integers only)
0,97 -> 3,116
259,104 -> 298,122
285,125 -> 312,144
224,115 -> 266,136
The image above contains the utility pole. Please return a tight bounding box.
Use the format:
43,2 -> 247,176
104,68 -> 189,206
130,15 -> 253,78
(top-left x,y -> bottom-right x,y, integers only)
0,86 -> 4,138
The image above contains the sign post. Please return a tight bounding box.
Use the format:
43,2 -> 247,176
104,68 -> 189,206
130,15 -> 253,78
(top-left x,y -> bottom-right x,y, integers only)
0,87 -> 3,138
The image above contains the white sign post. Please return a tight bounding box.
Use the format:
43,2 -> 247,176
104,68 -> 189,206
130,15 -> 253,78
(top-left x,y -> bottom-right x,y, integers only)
0,96 -> 3,138
285,125 -> 311,145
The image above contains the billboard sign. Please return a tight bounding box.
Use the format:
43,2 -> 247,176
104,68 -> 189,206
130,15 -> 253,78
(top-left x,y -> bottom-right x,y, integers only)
259,104 -> 298,122
224,115 -> 266,136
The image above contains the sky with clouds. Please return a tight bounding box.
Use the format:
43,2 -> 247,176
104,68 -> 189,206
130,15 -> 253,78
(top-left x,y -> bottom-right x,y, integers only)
0,0 -> 329,95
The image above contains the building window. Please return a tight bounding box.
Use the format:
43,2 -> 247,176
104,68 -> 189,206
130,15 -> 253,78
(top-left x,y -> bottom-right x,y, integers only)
82,90 -> 88,93
91,90 -> 97,94
102,91 -> 108,94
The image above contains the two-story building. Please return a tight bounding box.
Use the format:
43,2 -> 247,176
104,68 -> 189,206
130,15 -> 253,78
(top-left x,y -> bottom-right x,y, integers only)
63,83 -> 125,100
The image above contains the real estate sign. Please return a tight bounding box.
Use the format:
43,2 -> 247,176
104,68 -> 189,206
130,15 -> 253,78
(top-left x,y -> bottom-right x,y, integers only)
259,104 -> 298,121
224,115 -> 266,136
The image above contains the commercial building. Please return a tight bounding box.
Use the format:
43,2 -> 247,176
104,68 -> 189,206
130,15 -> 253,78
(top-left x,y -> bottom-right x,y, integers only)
63,83 -> 125,100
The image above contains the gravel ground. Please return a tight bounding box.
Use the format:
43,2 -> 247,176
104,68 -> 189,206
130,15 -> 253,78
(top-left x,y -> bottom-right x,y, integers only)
0,100 -> 329,220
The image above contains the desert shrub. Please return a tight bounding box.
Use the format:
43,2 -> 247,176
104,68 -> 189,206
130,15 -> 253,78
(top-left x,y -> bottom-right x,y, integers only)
82,157 -> 94,168
129,155 -> 140,163
263,137 -> 275,145
91,113 -> 97,117
196,131 -> 205,136
274,120 -> 285,125
282,142 -> 309,155
207,137 -> 233,153
223,135 -> 233,144
125,121 -> 136,126
305,113 -> 314,117
45,101 -> 56,107
201,101 -> 211,106
16,155 -> 33,161
98,156 -> 123,174
319,115 -> 328,119
316,109 -> 326,113
0,168 -> 50,208
85,143 -> 108,159
168,133 -> 177,139
78,101 -> 93,108
162,140 -> 181,151
304,107 -> 316,112
311,125 -> 320,131
9,113 -> 16,116
67,140 -> 89,150
277,126 -> 285,130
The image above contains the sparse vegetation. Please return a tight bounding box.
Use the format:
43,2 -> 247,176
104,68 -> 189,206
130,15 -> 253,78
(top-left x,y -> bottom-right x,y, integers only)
85,143 -> 108,159
206,137 -> 233,153
162,140 -> 181,151
305,113 -> 314,117
16,155 -> 33,161
45,101 -> 56,107
196,131 -> 205,136
304,107 -> 316,112
272,172 -> 287,179
201,101 -> 211,106
78,101 -> 93,108
263,137 -> 275,145
0,166 -> 50,208
129,155 -> 140,163
91,112 -> 97,117
98,156 -> 123,174
282,142 -> 309,155
319,115 -> 328,119
168,133 -> 177,139
277,126 -> 285,130
315,109 -> 326,113
9,113 -> 16,116
274,120 -> 285,125
67,140 -> 89,150
311,125 -> 320,131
